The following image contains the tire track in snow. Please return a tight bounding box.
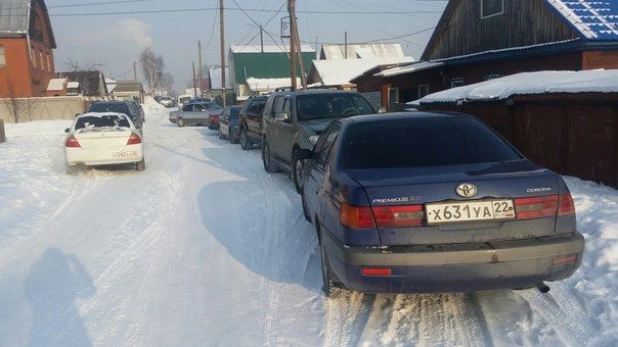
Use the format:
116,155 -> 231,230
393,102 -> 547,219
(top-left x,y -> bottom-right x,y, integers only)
518,287 -> 592,347
323,290 -> 376,347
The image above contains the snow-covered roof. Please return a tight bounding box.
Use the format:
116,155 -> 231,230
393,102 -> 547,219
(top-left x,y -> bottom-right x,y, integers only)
313,57 -> 414,86
417,70 -> 618,104
245,77 -> 299,92
545,0 -> 618,40
230,45 -> 315,54
321,43 -> 404,60
375,61 -> 444,78
46,78 -> 67,92
106,78 -> 118,93
67,82 -> 80,89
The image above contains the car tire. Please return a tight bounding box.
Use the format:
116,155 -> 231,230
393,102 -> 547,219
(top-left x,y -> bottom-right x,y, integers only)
240,129 -> 251,150
136,158 -> 146,171
301,190 -> 311,223
292,156 -> 305,195
262,141 -> 278,173
320,238 -> 334,297
177,118 -> 186,128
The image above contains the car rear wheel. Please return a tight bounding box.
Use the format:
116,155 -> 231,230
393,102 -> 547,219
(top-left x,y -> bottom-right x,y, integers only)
293,156 -> 305,195
240,129 -> 251,150
177,118 -> 186,128
136,158 -> 146,171
262,141 -> 278,173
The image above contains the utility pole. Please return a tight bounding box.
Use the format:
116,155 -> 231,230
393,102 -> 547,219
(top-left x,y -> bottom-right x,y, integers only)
198,40 -> 203,96
288,0 -> 297,91
133,61 -> 137,81
219,0 -> 226,106
345,31 -> 348,59
294,21 -> 307,89
192,61 -> 198,98
260,25 -> 264,53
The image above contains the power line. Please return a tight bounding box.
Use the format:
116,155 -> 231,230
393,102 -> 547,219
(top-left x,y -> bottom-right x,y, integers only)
47,0 -> 149,8
301,26 -> 435,46
47,7 -> 444,16
203,0 -> 219,50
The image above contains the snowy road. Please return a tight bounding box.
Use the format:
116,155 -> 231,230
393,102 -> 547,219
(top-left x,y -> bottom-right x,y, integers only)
1,101 -> 617,346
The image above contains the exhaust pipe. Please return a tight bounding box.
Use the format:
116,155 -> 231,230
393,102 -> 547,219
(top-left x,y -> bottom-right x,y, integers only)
536,282 -> 550,294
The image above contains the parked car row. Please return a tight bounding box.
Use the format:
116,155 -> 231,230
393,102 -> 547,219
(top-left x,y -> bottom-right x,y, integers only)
191,90 -> 586,297
169,100 -> 223,129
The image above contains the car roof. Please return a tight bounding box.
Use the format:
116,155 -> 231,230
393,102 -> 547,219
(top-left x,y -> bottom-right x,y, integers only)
270,89 -> 361,97
339,111 -> 475,125
90,100 -> 128,105
77,112 -> 129,119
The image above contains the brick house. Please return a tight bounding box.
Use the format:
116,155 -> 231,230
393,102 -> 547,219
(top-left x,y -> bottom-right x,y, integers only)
354,0 -> 618,110
0,0 -> 57,98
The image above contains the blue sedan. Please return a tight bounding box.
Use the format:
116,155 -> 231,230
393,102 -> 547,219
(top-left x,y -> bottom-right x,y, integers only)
218,105 -> 242,143
296,112 -> 584,296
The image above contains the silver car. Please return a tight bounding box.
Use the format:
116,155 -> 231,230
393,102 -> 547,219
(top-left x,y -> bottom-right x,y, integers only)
169,102 -> 223,128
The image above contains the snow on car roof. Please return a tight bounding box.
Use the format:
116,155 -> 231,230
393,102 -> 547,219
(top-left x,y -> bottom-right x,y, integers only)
416,69 -> 618,104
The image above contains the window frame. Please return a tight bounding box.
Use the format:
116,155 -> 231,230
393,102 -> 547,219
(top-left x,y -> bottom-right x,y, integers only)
0,45 -> 6,67
417,84 -> 430,99
316,122 -> 342,167
481,0 -> 504,19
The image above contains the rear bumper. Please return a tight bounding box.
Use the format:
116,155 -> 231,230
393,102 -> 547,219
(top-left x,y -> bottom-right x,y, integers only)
65,146 -> 144,167
323,231 -> 585,294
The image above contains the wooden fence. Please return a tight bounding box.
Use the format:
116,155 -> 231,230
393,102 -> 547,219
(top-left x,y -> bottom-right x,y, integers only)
420,93 -> 618,186
0,119 -> 5,143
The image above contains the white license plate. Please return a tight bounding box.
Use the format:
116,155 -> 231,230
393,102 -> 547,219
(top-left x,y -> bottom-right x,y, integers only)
425,200 -> 515,225
113,151 -> 138,158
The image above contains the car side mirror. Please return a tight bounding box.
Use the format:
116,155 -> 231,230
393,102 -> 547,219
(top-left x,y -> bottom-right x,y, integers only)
377,107 -> 387,114
275,112 -> 290,122
64,128 -> 70,133
294,149 -> 313,161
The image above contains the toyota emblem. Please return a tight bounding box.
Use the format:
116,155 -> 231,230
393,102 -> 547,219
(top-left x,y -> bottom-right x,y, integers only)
456,183 -> 478,198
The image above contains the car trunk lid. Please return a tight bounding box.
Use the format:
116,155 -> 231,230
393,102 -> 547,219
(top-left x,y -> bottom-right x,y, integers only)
346,160 -> 563,246
74,127 -> 133,149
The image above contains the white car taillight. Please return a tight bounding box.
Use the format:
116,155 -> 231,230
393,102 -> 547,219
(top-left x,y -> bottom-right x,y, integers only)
126,132 -> 142,145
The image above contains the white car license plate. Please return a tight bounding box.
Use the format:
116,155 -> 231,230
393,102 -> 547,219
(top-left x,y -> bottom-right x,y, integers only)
425,200 -> 515,225
113,151 -> 138,158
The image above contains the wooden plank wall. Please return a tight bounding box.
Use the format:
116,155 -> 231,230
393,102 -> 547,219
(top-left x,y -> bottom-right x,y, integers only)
425,0 -> 577,60
0,119 -> 5,143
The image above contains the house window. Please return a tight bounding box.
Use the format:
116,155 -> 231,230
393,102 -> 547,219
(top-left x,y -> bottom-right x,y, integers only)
31,47 -> 37,68
451,77 -> 465,88
0,46 -> 6,67
47,53 -> 52,72
481,0 -> 504,19
39,50 -> 44,70
484,73 -> 503,81
388,87 -> 399,110
418,85 -> 430,99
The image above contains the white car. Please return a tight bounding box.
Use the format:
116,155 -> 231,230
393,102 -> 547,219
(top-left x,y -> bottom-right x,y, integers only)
64,112 -> 145,172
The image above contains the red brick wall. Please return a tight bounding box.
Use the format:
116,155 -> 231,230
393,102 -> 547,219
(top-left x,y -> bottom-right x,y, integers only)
583,50 -> 618,69
0,38 -> 33,98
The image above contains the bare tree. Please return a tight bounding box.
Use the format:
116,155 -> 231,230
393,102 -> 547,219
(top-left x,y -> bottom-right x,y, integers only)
161,73 -> 175,96
139,47 -> 165,90
64,58 -> 104,96
0,78 -> 40,123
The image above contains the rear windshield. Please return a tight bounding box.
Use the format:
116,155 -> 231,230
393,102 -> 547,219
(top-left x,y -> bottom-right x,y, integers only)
341,117 -> 522,169
297,93 -> 374,121
75,115 -> 130,130
88,103 -> 129,114
204,103 -> 223,111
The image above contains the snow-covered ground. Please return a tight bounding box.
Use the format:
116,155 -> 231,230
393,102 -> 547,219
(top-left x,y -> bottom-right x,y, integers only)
1,99 -> 617,346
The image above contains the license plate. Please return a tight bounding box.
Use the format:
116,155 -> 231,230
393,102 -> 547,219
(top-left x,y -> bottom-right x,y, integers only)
425,199 -> 515,225
113,151 -> 138,158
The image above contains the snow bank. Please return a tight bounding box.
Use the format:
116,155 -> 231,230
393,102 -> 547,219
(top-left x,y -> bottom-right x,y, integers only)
416,69 -> 618,104
142,96 -> 165,114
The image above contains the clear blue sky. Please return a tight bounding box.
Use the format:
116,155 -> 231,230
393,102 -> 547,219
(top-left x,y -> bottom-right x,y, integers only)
46,0 -> 448,89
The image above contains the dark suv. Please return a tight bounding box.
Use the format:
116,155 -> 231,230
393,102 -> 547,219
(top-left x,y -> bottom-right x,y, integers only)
261,90 -> 376,193
238,96 -> 268,150
87,101 -> 143,131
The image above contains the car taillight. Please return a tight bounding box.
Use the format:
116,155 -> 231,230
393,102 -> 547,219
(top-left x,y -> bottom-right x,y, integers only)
372,205 -> 424,228
126,132 -> 142,145
558,193 -> 576,216
65,135 -> 81,148
340,203 -> 376,229
515,195 -> 560,219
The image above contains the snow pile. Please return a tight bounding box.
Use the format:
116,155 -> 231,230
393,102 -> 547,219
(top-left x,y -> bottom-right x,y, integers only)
142,96 -> 165,113
416,69 -> 618,104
